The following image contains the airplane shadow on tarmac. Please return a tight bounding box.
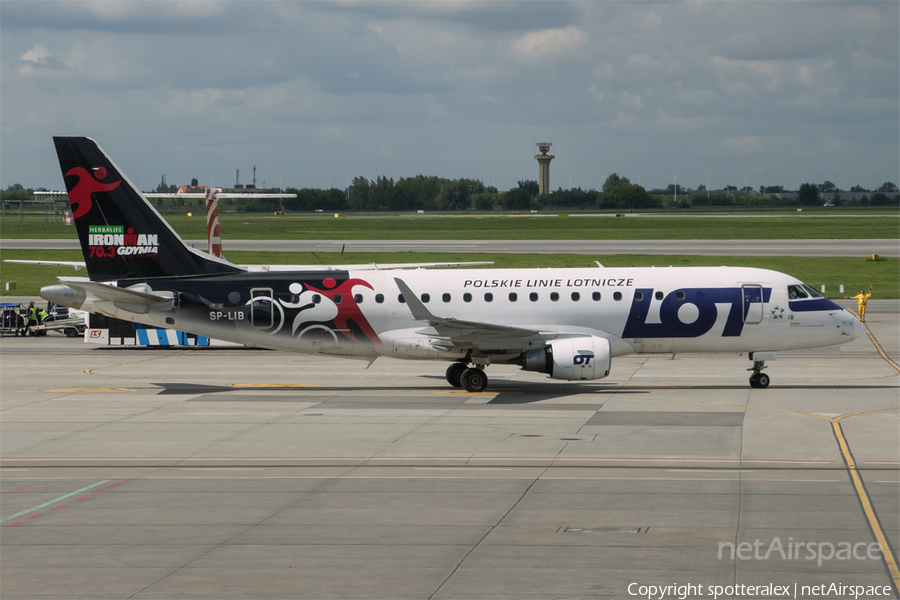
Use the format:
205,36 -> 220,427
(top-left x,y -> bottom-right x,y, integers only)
150,379 -> 896,402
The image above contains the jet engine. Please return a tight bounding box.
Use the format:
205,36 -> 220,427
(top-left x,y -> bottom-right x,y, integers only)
520,336 -> 611,381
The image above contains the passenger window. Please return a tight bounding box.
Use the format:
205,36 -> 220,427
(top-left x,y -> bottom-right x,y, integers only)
592,292 -> 601,301
529,292 -> 538,302
655,291 -> 664,300
571,292 -> 580,301
398,294 -> 406,303
354,294 -> 363,304
635,292 -> 643,301
788,285 -> 808,299
334,294 -> 342,304
550,292 -> 559,302
484,293 -> 493,302
442,293 -> 451,303
463,293 -> 472,303
375,294 -> 384,304
676,291 -> 685,301
421,293 -> 430,303
509,292 -> 517,302
312,294 -> 321,304
613,292 -> 622,301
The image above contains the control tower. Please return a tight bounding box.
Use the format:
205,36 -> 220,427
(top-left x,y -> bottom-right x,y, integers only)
534,142 -> 554,195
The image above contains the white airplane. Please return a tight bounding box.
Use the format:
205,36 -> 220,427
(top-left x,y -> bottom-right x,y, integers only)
42,137 -> 865,391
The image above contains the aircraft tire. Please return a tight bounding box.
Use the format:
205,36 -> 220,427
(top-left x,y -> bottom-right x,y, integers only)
749,373 -> 770,389
446,362 -> 467,387
462,368 -> 488,393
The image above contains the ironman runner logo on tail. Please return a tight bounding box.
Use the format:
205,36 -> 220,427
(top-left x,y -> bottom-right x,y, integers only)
88,225 -> 159,257
64,166 -> 120,219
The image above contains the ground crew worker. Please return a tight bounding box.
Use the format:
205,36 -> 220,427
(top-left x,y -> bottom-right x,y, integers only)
26,302 -> 50,333
845,288 -> 872,322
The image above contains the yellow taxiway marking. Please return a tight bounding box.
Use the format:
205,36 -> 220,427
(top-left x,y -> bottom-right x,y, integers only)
646,392 -> 899,592
865,324 -> 900,373
847,309 -> 899,373
436,391 -> 519,396
232,383 -> 319,388
829,411 -> 900,591
45,388 -> 137,393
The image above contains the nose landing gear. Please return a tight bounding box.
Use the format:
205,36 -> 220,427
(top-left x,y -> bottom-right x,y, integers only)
749,360 -> 770,388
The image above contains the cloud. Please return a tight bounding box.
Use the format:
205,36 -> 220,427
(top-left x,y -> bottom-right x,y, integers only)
507,26 -> 589,65
0,1 -> 896,192
18,42 -> 66,73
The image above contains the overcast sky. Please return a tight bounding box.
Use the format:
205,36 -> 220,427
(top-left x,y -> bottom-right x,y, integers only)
2,1 -> 897,193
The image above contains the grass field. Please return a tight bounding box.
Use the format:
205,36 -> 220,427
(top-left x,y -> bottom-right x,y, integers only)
2,248 -> 896,298
1,209 -> 898,240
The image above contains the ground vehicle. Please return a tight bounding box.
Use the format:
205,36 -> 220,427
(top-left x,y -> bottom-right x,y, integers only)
0,303 -> 26,336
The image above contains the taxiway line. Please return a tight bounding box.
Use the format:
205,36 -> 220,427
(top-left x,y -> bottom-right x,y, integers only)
0,480 -> 110,524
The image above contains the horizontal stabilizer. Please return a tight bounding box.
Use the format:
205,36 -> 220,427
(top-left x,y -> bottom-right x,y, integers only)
58,277 -> 174,314
5,259 -> 86,271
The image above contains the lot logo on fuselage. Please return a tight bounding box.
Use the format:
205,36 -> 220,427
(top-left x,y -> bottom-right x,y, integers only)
622,287 -> 771,339
88,225 -> 158,258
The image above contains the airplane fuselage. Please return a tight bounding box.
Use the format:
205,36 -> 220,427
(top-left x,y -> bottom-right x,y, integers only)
74,266 -> 859,364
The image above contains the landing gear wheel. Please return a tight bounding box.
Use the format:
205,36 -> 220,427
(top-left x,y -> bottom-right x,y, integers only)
749,372 -> 770,389
461,368 -> 488,393
446,362 -> 467,388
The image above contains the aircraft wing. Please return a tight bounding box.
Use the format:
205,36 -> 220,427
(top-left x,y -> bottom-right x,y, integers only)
5,259 -> 86,271
393,277 -> 543,349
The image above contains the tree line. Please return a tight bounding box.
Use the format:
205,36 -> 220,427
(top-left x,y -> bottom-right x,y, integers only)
3,176 -> 898,213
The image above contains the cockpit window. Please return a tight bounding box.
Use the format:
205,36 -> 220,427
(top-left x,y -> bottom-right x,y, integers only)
788,284 -> 823,300
801,284 -> 823,298
787,285 -> 808,299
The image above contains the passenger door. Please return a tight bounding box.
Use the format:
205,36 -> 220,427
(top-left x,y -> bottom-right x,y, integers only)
742,285 -> 764,324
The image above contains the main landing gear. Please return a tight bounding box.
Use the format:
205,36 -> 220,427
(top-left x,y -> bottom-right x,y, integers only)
748,360 -> 770,389
445,362 -> 488,393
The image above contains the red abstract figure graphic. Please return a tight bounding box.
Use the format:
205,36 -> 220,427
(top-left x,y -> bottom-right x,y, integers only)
64,166 -> 121,219
306,277 -> 383,346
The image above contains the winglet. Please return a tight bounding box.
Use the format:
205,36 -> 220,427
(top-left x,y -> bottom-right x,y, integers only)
394,277 -> 436,322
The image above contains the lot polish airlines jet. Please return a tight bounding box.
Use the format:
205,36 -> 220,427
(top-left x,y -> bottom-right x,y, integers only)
42,137 -> 864,391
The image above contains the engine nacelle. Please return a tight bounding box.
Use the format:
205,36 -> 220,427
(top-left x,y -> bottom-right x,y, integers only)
521,336 -> 611,381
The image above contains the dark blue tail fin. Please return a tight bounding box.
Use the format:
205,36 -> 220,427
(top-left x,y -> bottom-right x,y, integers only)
54,137 -> 241,281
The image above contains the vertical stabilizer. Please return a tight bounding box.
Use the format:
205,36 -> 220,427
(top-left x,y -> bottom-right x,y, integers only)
53,137 -> 241,281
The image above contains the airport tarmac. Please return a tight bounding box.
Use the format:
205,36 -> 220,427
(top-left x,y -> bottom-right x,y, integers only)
1,301 -> 898,599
